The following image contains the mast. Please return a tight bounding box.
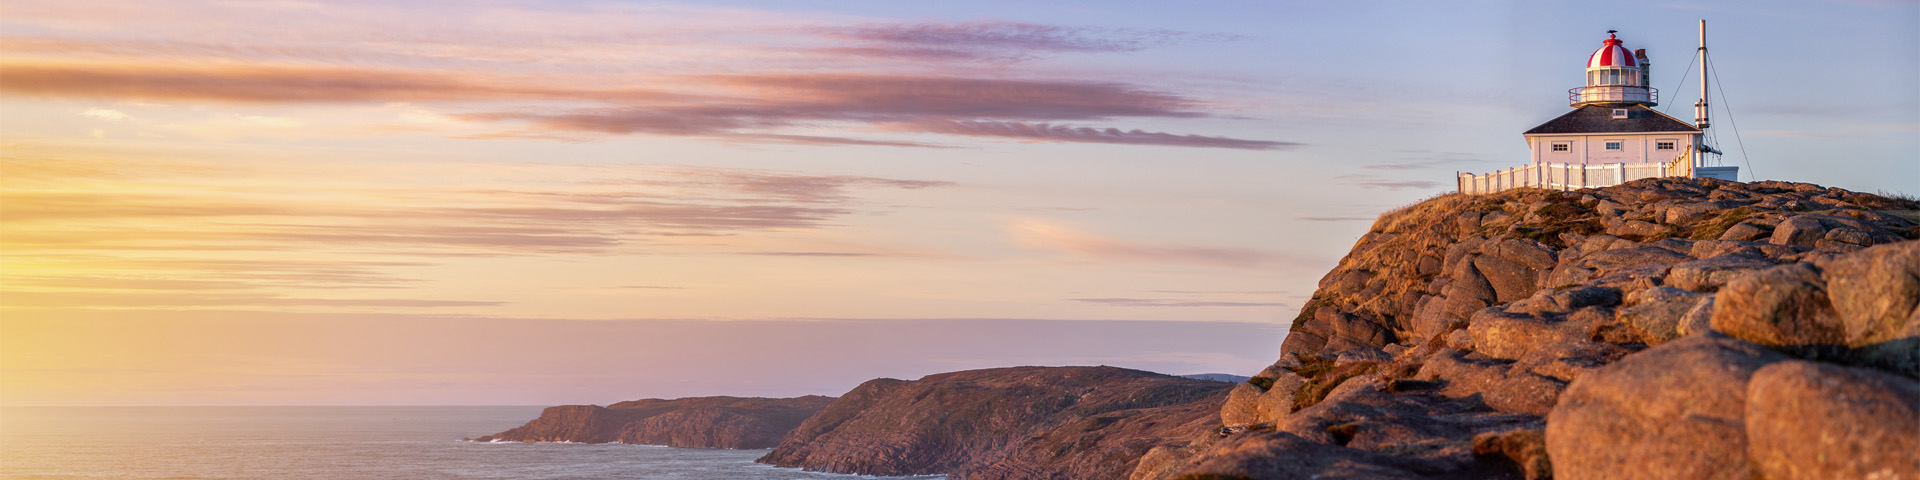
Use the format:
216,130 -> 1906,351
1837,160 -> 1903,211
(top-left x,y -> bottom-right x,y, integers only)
1693,19 -> 1713,167
1695,20 -> 1710,131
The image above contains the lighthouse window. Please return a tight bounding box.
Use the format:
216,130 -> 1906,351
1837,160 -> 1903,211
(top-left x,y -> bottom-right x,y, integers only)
1551,142 -> 1570,153
1656,141 -> 1676,150
1605,141 -> 1624,151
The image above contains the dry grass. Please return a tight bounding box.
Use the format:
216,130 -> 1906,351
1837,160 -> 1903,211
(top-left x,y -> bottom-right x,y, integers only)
1684,207 -> 1756,240
1287,355 -> 1379,412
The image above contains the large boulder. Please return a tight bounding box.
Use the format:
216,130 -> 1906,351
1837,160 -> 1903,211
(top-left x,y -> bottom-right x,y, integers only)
1744,361 -> 1920,480
1168,431 -> 1425,480
1222,366 -> 1308,425
1822,240 -> 1920,376
1713,240 -> 1920,376
1711,263 -> 1847,355
1545,333 -> 1788,480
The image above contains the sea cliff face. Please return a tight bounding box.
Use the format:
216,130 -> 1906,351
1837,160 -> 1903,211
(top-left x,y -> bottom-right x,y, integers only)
756,366 -> 1229,480
1143,178 -> 1920,480
470,395 -> 834,449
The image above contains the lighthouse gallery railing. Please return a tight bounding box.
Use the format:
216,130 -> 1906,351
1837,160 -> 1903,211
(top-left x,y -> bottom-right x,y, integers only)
1456,152 -> 1693,195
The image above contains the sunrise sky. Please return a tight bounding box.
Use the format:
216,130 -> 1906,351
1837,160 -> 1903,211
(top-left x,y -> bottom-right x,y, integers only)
2,0 -> 1915,406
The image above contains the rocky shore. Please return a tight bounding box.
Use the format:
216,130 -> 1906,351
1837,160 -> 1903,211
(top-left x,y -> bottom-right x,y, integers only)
1145,178 -> 1920,479
470,395 -> 834,449
479,178 -> 1918,480
759,366 -> 1229,480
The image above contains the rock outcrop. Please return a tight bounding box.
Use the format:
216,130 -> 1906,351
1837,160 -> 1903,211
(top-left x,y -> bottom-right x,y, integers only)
471,395 -> 835,449
756,366 -> 1229,479
1149,178 -> 1920,480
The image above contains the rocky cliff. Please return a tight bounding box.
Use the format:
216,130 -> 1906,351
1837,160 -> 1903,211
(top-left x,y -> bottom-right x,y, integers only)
1139,178 -> 1920,480
756,366 -> 1230,479
471,395 -> 835,449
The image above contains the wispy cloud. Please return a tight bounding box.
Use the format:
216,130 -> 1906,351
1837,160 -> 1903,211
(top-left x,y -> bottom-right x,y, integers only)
816,21 -> 1234,63
902,120 -> 1299,150
0,2 -> 1287,149
1071,297 -> 1285,307
1,291 -> 502,309
0,62 -> 679,104
1362,160 -> 1452,170
455,74 -> 1288,147
1335,174 -> 1441,190
1,160 -> 952,257
1148,290 -> 1284,295
738,251 -> 878,257
1004,218 -> 1281,269
827,21 -> 1166,53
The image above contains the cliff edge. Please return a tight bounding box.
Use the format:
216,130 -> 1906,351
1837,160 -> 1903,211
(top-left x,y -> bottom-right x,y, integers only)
1143,178 -> 1920,480
470,395 -> 835,449
757,366 -> 1230,479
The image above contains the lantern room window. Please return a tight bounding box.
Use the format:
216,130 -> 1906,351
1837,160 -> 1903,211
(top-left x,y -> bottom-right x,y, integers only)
1588,67 -> 1641,86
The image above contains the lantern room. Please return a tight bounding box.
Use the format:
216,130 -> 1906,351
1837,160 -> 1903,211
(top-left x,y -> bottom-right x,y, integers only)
1571,31 -> 1658,107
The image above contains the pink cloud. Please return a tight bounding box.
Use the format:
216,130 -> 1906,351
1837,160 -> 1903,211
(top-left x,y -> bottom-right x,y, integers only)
1005,219 -> 1281,269
904,120 -> 1300,150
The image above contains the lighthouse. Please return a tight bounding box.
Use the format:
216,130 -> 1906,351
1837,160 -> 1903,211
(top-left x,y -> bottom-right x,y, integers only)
1459,23 -> 1737,194
1522,30 -> 1701,168
1571,31 -> 1656,107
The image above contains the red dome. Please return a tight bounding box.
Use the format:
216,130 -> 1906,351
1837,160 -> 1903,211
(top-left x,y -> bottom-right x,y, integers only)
1587,33 -> 1639,69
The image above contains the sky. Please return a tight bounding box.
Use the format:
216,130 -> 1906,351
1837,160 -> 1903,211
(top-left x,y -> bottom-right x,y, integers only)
1,0 -> 1915,406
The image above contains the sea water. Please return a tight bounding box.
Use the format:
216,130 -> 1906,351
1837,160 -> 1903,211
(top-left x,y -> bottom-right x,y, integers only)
0,406 -> 942,480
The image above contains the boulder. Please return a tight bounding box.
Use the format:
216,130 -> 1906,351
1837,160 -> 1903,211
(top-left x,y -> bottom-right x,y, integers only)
1468,307 -> 1595,360
1745,361 -> 1920,480
1821,240 -> 1920,376
1476,255 -> 1541,304
1169,431 -> 1424,480
1718,220 -> 1771,241
1772,215 -> 1833,247
1545,333 -> 1788,480
1417,349 -> 1564,415
1512,340 -> 1635,384
1616,286 -> 1704,344
1608,219 -> 1667,238
1713,241 -> 1920,374
1666,254 -> 1774,293
1711,263 -> 1847,356
1223,367 -> 1309,425
1676,294 -> 1716,338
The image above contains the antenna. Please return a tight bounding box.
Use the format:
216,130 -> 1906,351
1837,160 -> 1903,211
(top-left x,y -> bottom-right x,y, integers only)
1695,20 -> 1710,131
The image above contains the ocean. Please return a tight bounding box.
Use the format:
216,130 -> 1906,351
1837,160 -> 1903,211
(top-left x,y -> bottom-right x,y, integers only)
0,406 -> 943,480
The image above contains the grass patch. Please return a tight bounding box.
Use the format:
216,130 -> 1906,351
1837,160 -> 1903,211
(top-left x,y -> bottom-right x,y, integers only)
1290,297 -> 1330,330
1247,376 -> 1275,390
1685,207 -> 1756,240
1287,357 -> 1379,412
1509,220 -> 1605,248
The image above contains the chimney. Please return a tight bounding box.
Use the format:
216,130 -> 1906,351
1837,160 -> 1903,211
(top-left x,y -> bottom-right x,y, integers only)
1635,49 -> 1652,94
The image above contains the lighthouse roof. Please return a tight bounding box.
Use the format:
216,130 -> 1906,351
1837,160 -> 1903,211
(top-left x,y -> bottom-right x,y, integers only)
1524,105 -> 1700,135
1587,33 -> 1640,69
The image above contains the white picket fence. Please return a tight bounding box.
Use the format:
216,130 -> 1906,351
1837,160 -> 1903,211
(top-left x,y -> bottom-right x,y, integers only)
1458,153 -> 1695,194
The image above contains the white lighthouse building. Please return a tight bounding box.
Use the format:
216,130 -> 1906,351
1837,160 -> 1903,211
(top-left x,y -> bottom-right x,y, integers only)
1459,23 -> 1737,194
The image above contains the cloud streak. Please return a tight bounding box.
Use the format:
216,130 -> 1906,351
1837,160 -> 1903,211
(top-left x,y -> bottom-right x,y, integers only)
1,160 -> 952,270
1071,297 -> 1286,307
0,2 -> 1290,150
1005,219 -> 1281,269
905,120 -> 1300,150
